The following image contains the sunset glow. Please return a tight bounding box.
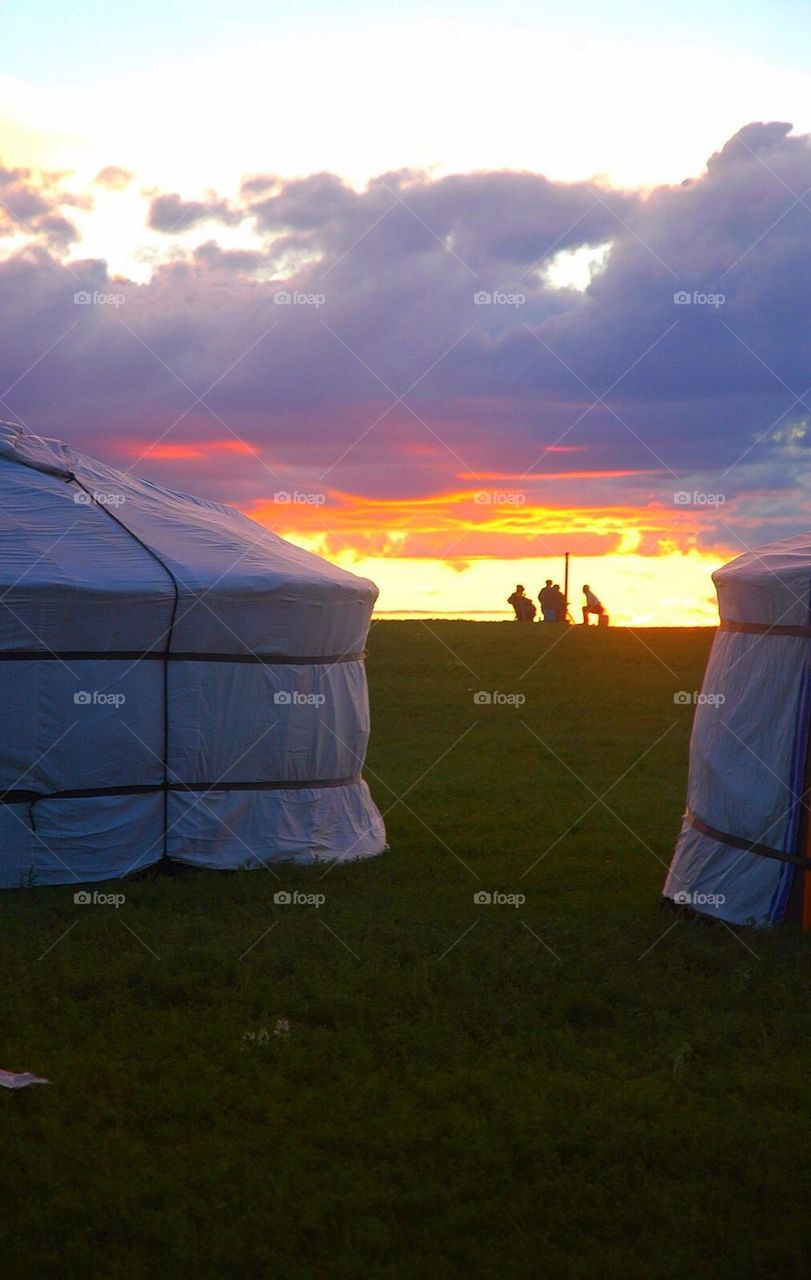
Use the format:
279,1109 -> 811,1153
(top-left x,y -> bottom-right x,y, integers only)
244,495 -> 726,626
2,2 -> 811,623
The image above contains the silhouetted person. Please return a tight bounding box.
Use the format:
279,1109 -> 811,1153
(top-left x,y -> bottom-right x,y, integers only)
552,584 -> 566,623
582,584 -> 605,625
508,584 -> 536,622
538,579 -> 556,622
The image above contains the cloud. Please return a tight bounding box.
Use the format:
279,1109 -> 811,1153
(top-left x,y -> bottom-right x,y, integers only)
147,191 -> 245,233
94,165 -> 134,191
706,121 -> 794,171
192,239 -> 265,274
1,124 -> 810,561
0,162 -> 81,246
240,175 -> 280,197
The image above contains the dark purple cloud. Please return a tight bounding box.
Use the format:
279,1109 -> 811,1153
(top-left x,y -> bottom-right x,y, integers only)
0,165 -> 81,246
192,239 -> 266,274
148,192 -> 245,233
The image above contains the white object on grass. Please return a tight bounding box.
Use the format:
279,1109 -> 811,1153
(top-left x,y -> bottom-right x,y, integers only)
0,1069 -> 50,1089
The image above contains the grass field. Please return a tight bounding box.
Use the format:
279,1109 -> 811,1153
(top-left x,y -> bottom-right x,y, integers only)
3,622 -> 811,1279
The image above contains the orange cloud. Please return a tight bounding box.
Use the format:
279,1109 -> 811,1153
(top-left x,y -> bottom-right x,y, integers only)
127,439 -> 260,461
242,485 -> 718,565
457,469 -> 662,482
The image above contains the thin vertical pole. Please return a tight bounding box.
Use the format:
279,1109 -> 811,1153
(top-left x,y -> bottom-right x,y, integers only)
802,739 -> 811,929
802,650 -> 811,927
787,666 -> 811,928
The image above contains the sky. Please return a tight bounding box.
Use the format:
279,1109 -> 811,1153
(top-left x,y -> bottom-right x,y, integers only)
2,0 -> 811,624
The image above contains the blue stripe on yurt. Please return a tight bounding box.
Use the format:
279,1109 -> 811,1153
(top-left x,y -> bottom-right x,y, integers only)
769,581 -> 811,921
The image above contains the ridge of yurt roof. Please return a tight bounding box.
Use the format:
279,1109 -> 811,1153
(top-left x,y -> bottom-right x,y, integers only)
0,420 -> 376,601
713,532 -> 811,587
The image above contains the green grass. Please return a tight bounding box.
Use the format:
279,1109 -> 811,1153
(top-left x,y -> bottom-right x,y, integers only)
3,622 -> 811,1279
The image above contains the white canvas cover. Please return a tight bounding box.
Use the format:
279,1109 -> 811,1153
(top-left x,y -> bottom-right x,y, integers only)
664,533 -> 811,925
0,421 -> 387,887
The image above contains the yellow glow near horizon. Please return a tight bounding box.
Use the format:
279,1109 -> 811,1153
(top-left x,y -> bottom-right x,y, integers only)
285,541 -> 724,627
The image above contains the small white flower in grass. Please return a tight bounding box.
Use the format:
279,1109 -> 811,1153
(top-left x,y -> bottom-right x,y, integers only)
242,1028 -> 270,1047
242,1021 -> 289,1047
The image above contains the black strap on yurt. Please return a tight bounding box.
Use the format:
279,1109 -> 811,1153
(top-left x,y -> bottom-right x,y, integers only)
719,620 -> 811,638
0,649 -> 365,664
687,814 -> 811,870
67,474 -> 181,860
0,775 -> 362,805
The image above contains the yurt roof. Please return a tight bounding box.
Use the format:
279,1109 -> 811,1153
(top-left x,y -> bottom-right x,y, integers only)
711,531 -> 811,629
714,532 -> 811,589
0,421 -> 376,603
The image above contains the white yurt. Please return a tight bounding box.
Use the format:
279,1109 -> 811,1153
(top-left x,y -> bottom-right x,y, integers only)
0,422 -> 386,888
664,532 -> 811,926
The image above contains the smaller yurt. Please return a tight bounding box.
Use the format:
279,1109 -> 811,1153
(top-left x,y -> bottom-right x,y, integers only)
664,533 -> 811,926
0,422 -> 386,888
